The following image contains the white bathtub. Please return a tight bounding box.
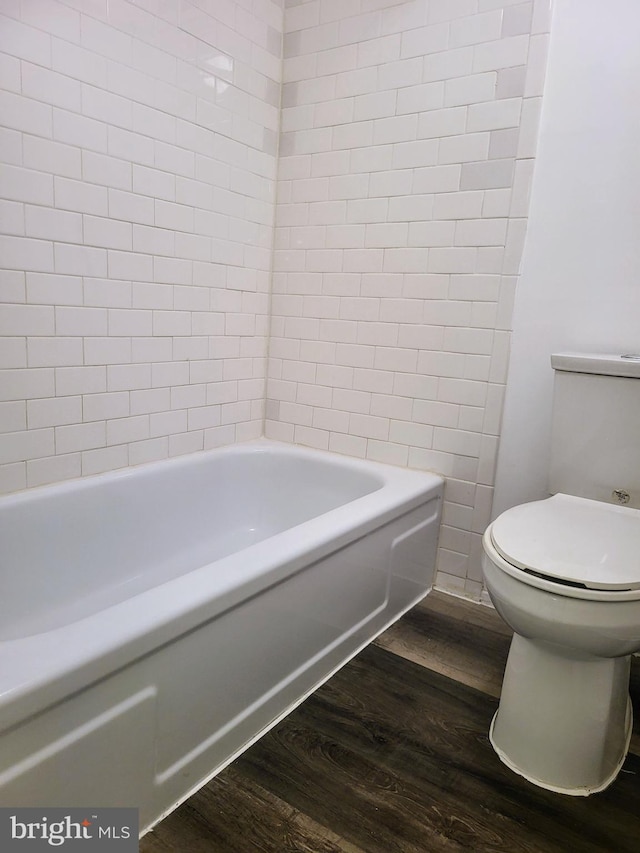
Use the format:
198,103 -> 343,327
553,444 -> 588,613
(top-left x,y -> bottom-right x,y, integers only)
0,440 -> 442,832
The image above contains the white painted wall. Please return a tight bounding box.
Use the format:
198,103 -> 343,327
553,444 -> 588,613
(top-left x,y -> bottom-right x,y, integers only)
492,0 -> 640,518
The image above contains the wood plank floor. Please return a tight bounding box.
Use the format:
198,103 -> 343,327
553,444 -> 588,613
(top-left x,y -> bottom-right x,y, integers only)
141,592 -> 640,852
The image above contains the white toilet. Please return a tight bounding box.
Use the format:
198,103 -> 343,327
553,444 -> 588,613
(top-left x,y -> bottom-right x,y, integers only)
483,353 -> 640,795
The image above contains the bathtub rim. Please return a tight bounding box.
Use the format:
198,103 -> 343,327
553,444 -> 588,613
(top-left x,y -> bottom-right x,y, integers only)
0,439 -> 443,734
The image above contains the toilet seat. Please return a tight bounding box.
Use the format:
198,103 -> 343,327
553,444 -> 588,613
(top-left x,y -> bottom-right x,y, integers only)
490,494 -> 640,592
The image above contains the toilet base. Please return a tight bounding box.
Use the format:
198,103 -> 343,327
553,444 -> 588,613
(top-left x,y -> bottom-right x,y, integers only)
489,633 -> 633,795
489,702 -> 632,796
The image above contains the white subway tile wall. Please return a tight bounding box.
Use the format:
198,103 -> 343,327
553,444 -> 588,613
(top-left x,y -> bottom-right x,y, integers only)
267,0 -> 550,598
0,0 -> 283,487
0,0 -> 551,602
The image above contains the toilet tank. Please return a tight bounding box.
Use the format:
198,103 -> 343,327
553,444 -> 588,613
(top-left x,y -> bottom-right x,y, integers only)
549,353 -> 640,509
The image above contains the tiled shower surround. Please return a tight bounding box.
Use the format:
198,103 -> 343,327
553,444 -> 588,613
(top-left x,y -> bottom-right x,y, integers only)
267,0 -> 549,596
0,0 -> 282,485
0,0 -> 550,599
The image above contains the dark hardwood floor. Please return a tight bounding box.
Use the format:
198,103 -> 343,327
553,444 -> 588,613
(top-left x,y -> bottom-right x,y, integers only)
141,592 -> 640,852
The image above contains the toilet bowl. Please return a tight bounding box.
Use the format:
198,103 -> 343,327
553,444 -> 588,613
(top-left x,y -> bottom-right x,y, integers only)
483,493 -> 640,795
484,352 -> 640,793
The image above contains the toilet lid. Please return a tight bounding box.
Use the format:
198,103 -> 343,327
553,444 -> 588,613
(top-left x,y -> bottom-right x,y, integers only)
490,494 -> 640,591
